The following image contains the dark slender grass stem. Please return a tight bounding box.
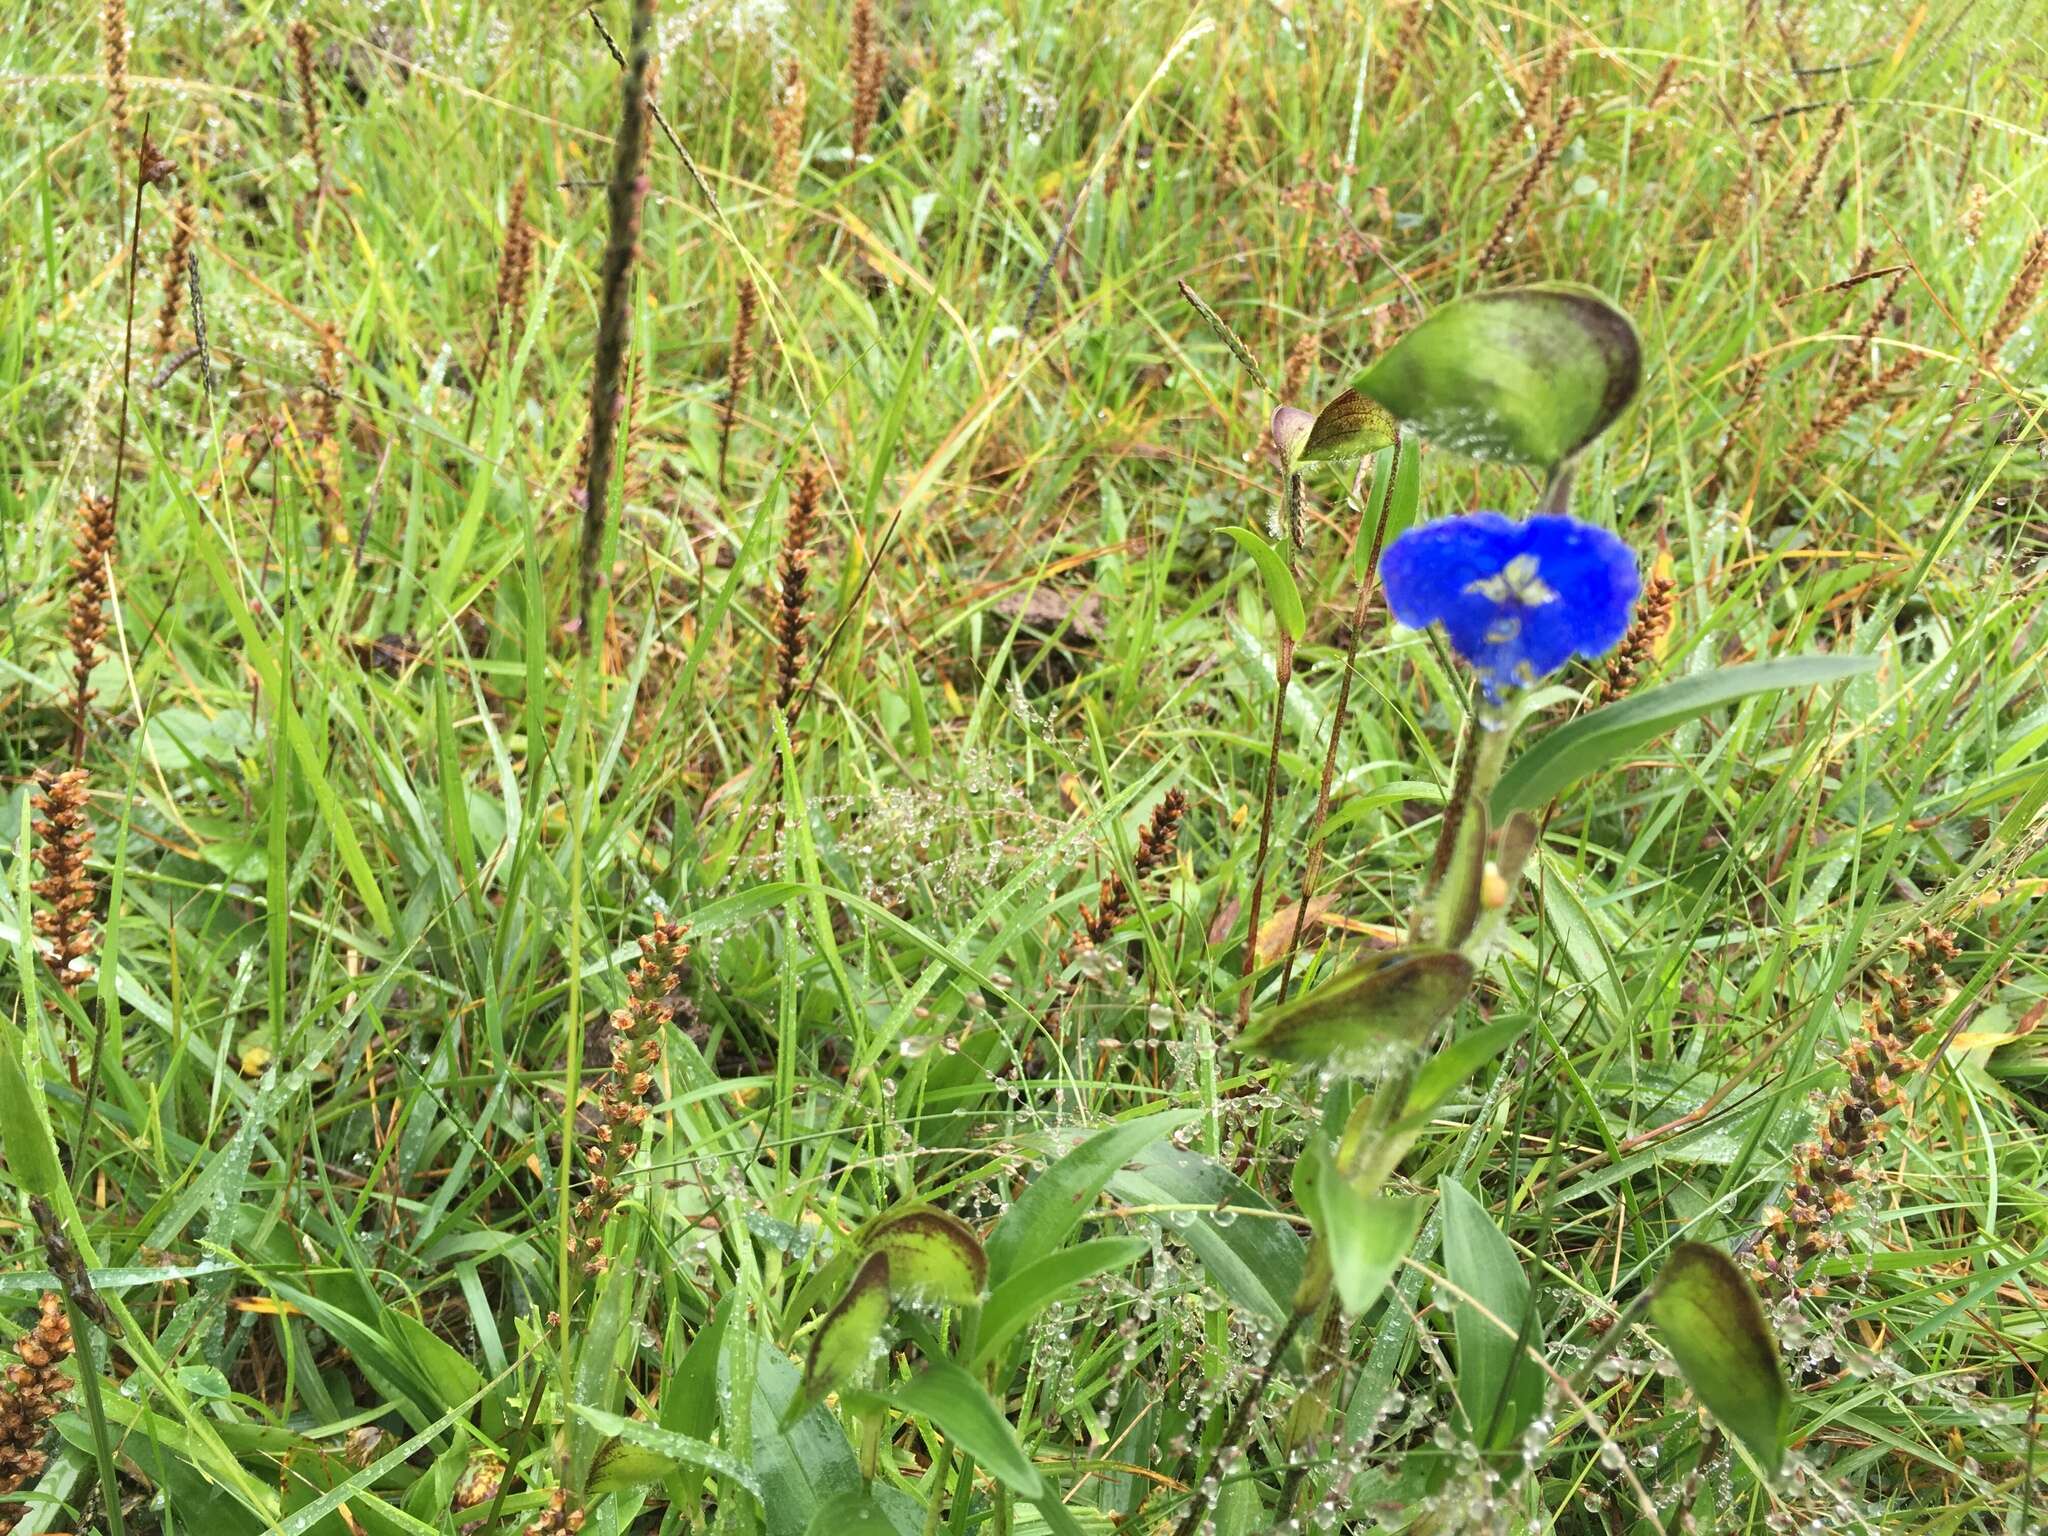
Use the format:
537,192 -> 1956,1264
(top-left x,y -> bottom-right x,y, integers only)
1236,633 -> 1293,1029
1277,439 -> 1401,1000
105,114 -> 149,678
1170,1307 -> 1308,1536
1235,470 -> 1303,1030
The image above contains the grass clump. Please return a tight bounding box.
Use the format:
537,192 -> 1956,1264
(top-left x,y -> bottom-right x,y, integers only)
0,4 -> 2043,1534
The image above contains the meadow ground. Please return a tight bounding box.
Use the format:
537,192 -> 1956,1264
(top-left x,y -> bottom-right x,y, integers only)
1,1 -> 2045,1532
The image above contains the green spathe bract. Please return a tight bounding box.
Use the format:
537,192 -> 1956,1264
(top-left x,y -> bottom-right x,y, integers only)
859,1207 -> 987,1308
792,1251 -> 893,1424
1298,388 -> 1399,462
1352,284 -> 1641,467
1237,947 -> 1474,1069
1649,1243 -> 1792,1477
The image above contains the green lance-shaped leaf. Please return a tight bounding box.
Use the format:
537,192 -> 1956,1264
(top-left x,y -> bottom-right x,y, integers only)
1299,388 -> 1399,463
1491,653 -> 1879,816
1352,284 -> 1641,468
860,1207 -> 987,1308
1237,947 -> 1474,1070
863,1359 -> 1045,1498
0,1036 -> 64,1199
1297,1142 -> 1426,1314
972,1237 -> 1149,1368
1221,526 -> 1305,642
791,1252 -> 893,1426
1648,1243 -> 1792,1477
1440,1178 -> 1546,1453
983,1107 -> 1201,1289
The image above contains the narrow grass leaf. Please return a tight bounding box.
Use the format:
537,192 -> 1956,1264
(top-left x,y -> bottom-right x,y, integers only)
1492,654 -> 1879,815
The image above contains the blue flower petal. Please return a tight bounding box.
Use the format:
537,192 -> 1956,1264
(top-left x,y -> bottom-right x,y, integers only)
1380,512 -> 1640,698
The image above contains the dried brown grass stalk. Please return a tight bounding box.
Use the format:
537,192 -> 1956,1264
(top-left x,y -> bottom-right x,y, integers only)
1933,229 -> 2048,456
1598,574 -> 1676,703
290,20 -> 328,193
1752,928 -> 1956,1299
575,0 -> 656,645
101,0 -> 130,154
1481,35 -> 1571,184
768,58 -> 808,202
568,917 -> 689,1277
1780,102 -> 1848,230
1982,229 -> 2048,363
773,462 -> 821,723
0,1295 -> 74,1536
1074,789 -> 1188,953
717,277 -> 758,491
1476,96 -> 1579,275
477,178 -> 534,384
63,494 -> 116,758
1786,351 -> 1918,466
848,0 -> 884,159
31,769 -> 96,1001
154,197 -> 195,357
1045,789 -> 1189,1033
1643,59 -> 1684,114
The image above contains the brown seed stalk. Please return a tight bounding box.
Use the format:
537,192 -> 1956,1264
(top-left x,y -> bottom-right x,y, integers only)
569,917 -> 689,1278
62,494 -> 117,760
101,0 -> 130,154
768,57 -> 808,202
154,197 -> 196,357
1073,789 -> 1188,953
290,20 -> 328,193
774,462 -> 822,724
575,0 -> 657,646
1779,102 -> 1849,230
1982,229 -> 2048,364
1476,96 -> 1579,275
478,178 -> 533,381
0,1294 -> 76,1535
1751,928 -> 1957,1299
848,0 -> 884,160
1598,574 -> 1676,704
31,769 -> 96,1003
1481,35 -> 1571,184
716,277 -> 758,492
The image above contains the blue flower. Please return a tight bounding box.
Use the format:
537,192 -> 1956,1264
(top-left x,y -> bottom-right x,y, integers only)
1380,512 -> 1640,699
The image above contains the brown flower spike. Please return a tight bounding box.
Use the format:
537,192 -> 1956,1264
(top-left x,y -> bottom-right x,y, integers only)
1752,927 -> 1958,1299
569,917 -> 689,1277
774,463 -> 822,724
0,1294 -> 75,1535
32,769 -> 97,994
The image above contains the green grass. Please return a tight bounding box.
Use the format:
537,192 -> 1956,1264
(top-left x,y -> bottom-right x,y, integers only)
2,1 -> 2045,1532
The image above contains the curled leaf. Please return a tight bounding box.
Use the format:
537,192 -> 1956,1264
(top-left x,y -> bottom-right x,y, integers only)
861,1208 -> 987,1308
1237,947 -> 1474,1070
792,1252 -> 892,1425
1649,1242 -> 1792,1476
1300,388 -> 1398,462
1353,285 -> 1640,468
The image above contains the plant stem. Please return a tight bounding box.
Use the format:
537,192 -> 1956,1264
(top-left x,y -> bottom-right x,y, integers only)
1170,1306 -> 1309,1536
61,1296 -> 126,1536
1235,471 -> 1304,1029
1277,437 -> 1403,1000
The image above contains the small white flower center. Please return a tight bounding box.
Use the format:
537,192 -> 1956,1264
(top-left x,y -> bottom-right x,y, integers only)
1464,553 -> 1559,608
